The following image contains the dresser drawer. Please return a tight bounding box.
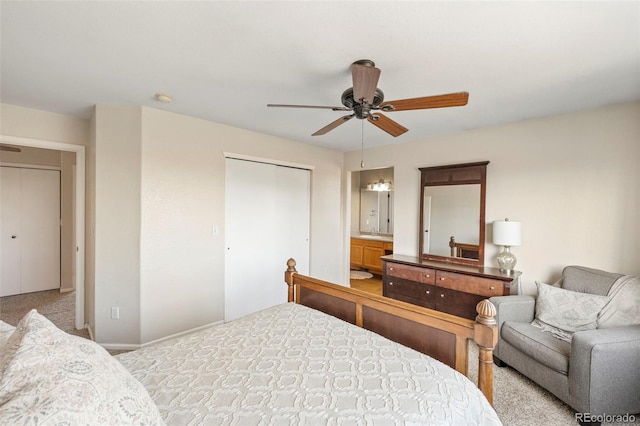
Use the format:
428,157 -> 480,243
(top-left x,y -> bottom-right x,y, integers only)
384,285 -> 435,310
384,277 -> 435,300
435,271 -> 505,297
435,287 -> 484,320
384,262 -> 435,284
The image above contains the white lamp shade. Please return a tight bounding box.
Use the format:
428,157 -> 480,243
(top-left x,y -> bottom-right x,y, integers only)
493,220 -> 521,246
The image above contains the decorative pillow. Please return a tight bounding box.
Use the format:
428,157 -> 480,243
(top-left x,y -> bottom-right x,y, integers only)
0,310 -> 165,425
531,281 -> 609,342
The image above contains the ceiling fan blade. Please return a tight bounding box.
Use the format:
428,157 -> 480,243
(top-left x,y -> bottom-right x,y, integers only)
367,114 -> 408,137
0,145 -> 22,152
352,63 -> 381,104
267,103 -> 351,111
380,92 -> 469,112
312,114 -> 355,136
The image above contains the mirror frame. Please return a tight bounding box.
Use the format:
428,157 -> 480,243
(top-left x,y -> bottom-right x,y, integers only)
419,161 -> 489,266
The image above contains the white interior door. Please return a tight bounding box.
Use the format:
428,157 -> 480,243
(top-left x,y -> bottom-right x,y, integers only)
0,167 -> 60,296
1,167 -> 22,296
224,158 -> 310,322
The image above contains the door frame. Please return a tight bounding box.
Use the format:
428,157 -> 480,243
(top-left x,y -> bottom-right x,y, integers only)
1,135 -> 85,329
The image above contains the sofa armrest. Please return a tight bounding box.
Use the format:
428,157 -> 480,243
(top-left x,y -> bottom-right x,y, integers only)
569,324 -> 640,415
489,295 -> 536,332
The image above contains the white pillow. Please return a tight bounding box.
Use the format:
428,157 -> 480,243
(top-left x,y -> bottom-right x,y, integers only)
0,310 -> 165,425
532,281 -> 609,342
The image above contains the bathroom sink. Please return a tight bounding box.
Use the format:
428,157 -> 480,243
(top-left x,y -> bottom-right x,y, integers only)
354,234 -> 393,242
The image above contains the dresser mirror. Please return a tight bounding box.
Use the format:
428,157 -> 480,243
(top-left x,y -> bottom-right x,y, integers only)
419,161 -> 489,266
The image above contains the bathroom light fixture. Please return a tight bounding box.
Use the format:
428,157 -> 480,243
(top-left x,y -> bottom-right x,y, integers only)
155,93 -> 173,103
493,218 -> 521,274
368,179 -> 392,191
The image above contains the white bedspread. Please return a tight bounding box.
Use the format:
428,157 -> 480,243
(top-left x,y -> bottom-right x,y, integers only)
116,303 -> 501,425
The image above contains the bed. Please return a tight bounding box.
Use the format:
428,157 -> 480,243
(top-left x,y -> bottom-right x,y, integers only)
0,259 -> 501,425
449,236 -> 480,260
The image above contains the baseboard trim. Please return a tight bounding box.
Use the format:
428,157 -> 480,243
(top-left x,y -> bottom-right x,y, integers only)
141,321 -> 224,348
97,320 -> 224,351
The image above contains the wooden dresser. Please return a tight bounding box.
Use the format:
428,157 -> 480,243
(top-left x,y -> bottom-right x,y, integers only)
382,254 -> 520,320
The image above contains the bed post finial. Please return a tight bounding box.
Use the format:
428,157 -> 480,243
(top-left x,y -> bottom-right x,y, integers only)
474,299 -> 498,405
285,258 -> 297,303
475,299 -> 497,326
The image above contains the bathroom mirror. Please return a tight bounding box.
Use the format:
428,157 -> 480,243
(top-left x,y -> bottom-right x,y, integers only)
419,161 -> 489,266
360,189 -> 394,234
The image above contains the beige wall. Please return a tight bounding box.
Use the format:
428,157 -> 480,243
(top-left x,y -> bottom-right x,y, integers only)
89,106 -> 344,345
0,104 -> 89,145
93,105 -> 142,344
3,101 -> 638,345
138,107 -> 344,343
345,102 -> 640,294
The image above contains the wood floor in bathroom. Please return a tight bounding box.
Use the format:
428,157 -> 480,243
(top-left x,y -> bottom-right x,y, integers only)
349,274 -> 383,296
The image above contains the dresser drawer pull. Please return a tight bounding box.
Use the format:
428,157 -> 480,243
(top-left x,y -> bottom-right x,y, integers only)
389,282 -> 393,286
424,274 -> 430,278
440,294 -> 445,298
490,286 -> 495,290
440,277 -> 445,281
389,267 -> 394,271
425,290 -> 430,294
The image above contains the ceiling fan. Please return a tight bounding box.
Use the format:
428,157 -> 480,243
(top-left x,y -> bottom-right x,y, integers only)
267,59 -> 469,137
0,144 -> 22,152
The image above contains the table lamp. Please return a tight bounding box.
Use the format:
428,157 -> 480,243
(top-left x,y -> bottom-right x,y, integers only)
493,218 -> 521,274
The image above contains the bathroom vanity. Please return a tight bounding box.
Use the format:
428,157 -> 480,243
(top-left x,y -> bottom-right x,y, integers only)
350,236 -> 393,275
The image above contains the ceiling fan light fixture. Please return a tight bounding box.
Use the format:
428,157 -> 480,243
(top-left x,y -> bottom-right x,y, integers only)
267,59 -> 469,138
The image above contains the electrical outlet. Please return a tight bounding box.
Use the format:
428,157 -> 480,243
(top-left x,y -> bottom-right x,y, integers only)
111,307 -> 120,320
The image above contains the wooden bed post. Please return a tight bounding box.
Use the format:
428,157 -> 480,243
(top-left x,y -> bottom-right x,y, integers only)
474,299 -> 498,405
285,258 -> 297,303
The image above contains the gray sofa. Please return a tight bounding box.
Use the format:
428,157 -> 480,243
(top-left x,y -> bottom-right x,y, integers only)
490,266 -> 640,425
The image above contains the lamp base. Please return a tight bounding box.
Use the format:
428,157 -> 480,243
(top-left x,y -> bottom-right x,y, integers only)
497,246 -> 517,274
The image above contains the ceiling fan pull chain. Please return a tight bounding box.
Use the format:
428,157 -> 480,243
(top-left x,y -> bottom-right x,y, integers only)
360,119 -> 365,168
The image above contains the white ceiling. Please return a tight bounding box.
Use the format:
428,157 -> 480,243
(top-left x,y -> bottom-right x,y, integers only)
1,1 -> 639,152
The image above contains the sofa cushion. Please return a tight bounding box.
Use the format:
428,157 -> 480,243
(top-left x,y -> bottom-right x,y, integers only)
501,321 -> 571,374
532,282 -> 609,342
562,265 -> 621,296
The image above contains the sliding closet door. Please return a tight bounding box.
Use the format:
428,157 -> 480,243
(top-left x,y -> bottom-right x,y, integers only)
1,167 -> 61,297
224,158 -> 310,322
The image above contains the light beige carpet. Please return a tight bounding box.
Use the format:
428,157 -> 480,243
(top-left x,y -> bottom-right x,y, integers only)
467,343 -> 639,426
0,289 -> 90,340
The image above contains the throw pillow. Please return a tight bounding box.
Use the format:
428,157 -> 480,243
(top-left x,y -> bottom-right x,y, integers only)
0,310 -> 165,425
531,281 -> 609,342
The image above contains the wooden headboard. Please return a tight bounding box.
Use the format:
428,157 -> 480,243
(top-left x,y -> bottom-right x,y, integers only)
284,258 -> 498,404
450,236 -> 480,260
